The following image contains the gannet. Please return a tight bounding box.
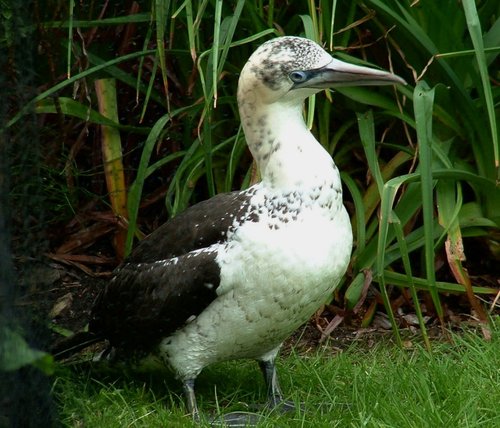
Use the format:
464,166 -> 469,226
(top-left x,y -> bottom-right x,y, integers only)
54,36 -> 405,426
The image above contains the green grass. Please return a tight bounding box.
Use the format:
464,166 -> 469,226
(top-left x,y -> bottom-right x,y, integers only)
54,326 -> 500,427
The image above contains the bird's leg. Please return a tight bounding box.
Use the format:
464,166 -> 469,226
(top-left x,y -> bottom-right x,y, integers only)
210,359 -> 298,426
186,379 -> 260,427
258,359 -> 296,412
183,378 -> 201,421
258,358 -> 283,407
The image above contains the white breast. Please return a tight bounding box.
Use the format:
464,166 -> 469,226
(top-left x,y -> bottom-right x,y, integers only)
160,185 -> 352,380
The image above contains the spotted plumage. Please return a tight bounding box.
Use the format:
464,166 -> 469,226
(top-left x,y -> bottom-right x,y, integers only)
250,37 -> 326,90
54,36 -> 405,426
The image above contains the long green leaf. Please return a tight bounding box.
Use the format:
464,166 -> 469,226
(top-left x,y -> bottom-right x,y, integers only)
154,0 -> 171,111
414,81 -> 443,320
357,110 -> 401,342
35,98 -> 148,134
392,212 -> 431,350
462,0 -> 499,172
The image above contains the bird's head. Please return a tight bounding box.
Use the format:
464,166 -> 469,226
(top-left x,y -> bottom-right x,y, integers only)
238,36 -> 406,106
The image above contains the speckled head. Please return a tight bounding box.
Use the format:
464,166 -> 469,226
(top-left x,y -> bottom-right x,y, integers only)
246,37 -> 332,90
238,37 -> 332,104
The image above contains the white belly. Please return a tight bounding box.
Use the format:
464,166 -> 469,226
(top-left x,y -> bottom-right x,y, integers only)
159,206 -> 353,380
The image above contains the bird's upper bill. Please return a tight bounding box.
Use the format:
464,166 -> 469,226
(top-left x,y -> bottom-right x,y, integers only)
291,56 -> 407,89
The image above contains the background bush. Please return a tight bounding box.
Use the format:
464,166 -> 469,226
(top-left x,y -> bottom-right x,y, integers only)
4,0 -> 499,343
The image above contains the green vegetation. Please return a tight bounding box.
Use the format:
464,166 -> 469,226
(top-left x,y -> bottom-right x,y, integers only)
2,0 -> 499,426
3,0 -> 499,401
54,326 -> 500,427
7,1 -> 498,335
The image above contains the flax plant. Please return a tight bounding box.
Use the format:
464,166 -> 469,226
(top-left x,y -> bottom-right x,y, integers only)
8,0 -> 499,339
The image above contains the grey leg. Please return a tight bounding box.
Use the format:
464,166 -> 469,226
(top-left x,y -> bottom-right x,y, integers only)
258,359 -> 283,407
183,378 -> 200,421
210,358 -> 299,426
258,358 -> 296,412
209,360 -> 280,427
187,376 -> 260,427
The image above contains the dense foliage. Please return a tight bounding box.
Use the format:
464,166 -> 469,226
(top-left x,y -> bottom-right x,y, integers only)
4,0 -> 499,342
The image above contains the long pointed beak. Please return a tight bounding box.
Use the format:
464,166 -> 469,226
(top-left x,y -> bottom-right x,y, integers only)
298,57 -> 406,89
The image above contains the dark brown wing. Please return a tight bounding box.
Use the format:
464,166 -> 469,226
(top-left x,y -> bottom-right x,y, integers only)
127,190 -> 256,263
90,248 -> 220,351
89,189 -> 258,351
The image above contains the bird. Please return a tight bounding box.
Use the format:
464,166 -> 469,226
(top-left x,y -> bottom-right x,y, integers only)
53,36 -> 405,426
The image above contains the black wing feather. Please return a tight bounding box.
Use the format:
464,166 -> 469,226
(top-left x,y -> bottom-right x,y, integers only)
89,189 -> 257,351
90,249 -> 220,351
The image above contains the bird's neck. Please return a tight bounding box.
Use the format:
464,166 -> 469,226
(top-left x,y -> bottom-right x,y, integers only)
239,100 -> 340,191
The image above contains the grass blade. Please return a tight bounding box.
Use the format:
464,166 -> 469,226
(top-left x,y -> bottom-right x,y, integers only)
462,0 -> 499,172
341,172 -> 366,255
413,81 -> 443,322
357,110 -> 401,343
154,0 -> 171,111
66,0 -> 74,78
392,212 -> 431,350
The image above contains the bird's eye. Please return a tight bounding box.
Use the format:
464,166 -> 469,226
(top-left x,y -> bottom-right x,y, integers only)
289,71 -> 308,83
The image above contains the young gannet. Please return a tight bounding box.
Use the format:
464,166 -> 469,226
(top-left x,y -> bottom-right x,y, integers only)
54,36 -> 405,426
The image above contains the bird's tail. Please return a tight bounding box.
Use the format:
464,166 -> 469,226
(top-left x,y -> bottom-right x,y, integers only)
51,331 -> 104,361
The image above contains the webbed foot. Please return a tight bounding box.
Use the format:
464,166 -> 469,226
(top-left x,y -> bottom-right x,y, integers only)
210,411 -> 262,427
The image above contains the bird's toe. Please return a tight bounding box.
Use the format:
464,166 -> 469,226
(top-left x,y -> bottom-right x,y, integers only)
210,411 -> 262,427
267,399 -> 298,413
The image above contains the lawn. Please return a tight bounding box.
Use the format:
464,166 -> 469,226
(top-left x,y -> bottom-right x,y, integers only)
54,324 -> 500,427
